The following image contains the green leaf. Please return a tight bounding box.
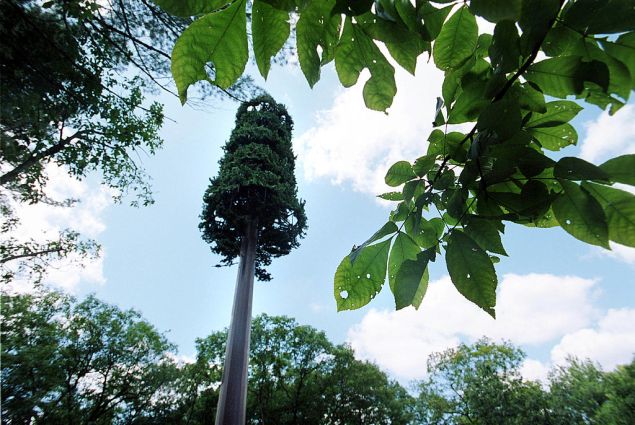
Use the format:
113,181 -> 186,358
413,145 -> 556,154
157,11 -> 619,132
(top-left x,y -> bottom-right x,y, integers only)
350,221 -> 398,263
477,97 -> 522,140
335,239 -> 391,311
520,179 -> 554,220
394,252 -> 430,310
600,154 -> 635,186
554,157 -> 610,182
489,21 -> 520,73
446,230 -> 497,317
433,6 -> 478,71
385,161 -> 416,187
525,101 -> 583,128
525,57 -> 610,100
527,123 -> 578,151
418,2 -> 453,41
335,17 -> 397,111
253,0 -> 290,79
171,0 -> 248,103
448,77 -> 489,124
360,15 -> 428,75
562,0 -> 635,34
512,83 -> 547,113
377,191 -> 403,201
464,217 -> 507,256
332,0 -> 374,16
388,232 -> 420,292
602,33 -> 635,90
394,0 -> 418,32
518,0 -> 561,56
515,147 -> 556,177
413,154 -> 437,177
553,180 -> 609,248
416,218 -> 444,249
153,0 -> 231,17
470,0 -> 521,23
582,182 -> 635,248
297,0 -> 341,87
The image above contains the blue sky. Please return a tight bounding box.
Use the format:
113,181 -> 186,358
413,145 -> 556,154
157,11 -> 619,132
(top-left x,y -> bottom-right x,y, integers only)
14,56 -> 635,384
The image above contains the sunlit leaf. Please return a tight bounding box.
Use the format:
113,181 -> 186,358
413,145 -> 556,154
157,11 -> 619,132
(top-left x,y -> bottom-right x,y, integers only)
525,101 -> 583,128
297,0 -> 341,87
335,17 -> 396,111
253,0 -> 290,79
385,161 -> 416,187
335,239 -> 391,311
388,232 -> 420,292
171,0 -> 248,103
527,123 -> 578,151
350,221 -> 398,264
433,6 -> 478,71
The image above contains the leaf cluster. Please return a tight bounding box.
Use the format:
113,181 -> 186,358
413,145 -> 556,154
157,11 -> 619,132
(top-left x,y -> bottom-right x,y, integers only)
157,0 -> 635,314
199,95 -> 307,280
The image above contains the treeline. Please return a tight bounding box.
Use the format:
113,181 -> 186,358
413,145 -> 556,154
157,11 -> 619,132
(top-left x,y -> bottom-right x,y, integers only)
2,289 -> 633,424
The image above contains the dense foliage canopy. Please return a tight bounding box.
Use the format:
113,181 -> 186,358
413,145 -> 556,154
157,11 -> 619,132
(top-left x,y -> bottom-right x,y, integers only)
200,95 -> 307,280
1,290 -> 414,424
3,288 -> 633,424
156,0 -> 635,315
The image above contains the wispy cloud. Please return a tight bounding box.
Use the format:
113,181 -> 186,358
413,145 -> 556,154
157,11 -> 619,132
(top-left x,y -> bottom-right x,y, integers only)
580,104 -> 635,164
295,58 -> 444,197
3,164 -> 112,292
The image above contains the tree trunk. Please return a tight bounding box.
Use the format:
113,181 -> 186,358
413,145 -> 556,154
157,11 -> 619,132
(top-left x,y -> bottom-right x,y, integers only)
215,219 -> 258,425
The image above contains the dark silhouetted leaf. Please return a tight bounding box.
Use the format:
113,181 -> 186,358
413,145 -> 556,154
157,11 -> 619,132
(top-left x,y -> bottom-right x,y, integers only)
446,230 -> 497,317
553,180 -> 609,248
394,252 -> 430,309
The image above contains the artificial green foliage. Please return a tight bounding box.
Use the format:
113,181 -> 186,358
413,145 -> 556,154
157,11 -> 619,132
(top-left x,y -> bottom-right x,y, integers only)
157,0 -> 635,316
199,95 -> 307,281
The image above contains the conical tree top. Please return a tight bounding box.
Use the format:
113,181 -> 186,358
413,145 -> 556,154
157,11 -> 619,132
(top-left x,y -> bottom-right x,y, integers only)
200,95 -> 307,281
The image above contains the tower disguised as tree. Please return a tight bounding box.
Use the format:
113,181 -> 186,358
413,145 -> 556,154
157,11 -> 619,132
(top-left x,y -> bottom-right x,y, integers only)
200,95 -> 306,424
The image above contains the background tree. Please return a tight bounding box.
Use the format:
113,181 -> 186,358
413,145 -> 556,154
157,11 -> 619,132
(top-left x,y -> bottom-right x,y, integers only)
199,95 -> 307,423
0,0 -> 259,285
3,288 -> 633,424
1,288 -> 178,424
155,0 -> 635,317
414,339 -> 551,424
181,314 -> 415,424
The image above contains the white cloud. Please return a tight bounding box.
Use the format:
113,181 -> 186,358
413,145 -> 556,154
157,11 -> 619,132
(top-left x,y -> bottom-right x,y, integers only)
604,242 -> 635,265
520,359 -> 551,384
2,164 -> 112,292
579,104 -> 635,164
347,273 -> 599,380
551,308 -> 635,370
295,58 -> 444,196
